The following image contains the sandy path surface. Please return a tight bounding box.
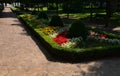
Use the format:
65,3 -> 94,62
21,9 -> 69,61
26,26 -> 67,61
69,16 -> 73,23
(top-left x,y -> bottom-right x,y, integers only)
0,5 -> 120,76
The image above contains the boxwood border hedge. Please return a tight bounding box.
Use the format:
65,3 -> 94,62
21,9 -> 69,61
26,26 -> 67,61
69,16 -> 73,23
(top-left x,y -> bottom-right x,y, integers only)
17,16 -> 120,62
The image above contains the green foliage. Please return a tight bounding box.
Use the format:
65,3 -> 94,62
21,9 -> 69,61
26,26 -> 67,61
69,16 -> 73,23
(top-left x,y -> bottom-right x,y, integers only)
31,10 -> 38,15
49,15 -> 64,27
11,7 -> 20,11
66,19 -> 89,40
37,12 -> 48,20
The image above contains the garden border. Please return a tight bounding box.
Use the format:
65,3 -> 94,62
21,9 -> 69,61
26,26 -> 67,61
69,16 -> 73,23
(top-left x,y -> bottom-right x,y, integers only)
17,16 -> 120,62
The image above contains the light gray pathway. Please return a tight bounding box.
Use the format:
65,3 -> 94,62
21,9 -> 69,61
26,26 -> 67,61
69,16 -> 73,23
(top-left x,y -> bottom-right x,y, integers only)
0,5 -> 120,76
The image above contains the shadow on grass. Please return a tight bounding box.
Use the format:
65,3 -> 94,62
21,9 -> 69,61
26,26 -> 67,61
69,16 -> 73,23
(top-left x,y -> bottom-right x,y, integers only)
80,13 -> 120,34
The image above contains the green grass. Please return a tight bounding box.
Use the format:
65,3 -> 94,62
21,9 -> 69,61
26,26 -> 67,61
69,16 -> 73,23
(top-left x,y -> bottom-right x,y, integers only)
59,13 -> 90,19
111,13 -> 120,26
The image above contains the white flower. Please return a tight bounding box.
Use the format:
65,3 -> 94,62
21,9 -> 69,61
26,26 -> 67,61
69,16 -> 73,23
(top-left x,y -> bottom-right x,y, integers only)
70,37 -> 83,43
61,41 -> 76,48
61,37 -> 84,48
49,32 -> 58,38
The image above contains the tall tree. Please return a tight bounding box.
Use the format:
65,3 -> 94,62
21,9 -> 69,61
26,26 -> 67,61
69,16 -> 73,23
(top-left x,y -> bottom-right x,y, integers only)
105,0 -> 118,27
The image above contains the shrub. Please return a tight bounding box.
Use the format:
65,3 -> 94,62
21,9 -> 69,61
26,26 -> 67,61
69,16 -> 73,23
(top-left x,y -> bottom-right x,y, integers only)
66,19 -> 89,40
11,7 -> 20,12
49,15 -> 64,27
37,12 -> 48,20
31,10 -> 38,15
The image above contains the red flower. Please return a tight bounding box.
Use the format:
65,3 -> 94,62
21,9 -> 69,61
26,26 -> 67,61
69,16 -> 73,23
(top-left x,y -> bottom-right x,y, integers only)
90,32 -> 107,39
53,31 -> 68,45
53,36 -> 68,45
98,34 -> 107,39
90,33 -> 96,37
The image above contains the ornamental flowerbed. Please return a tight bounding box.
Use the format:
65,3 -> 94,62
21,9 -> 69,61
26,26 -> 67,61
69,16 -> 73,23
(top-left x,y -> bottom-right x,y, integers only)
19,14 -> 120,61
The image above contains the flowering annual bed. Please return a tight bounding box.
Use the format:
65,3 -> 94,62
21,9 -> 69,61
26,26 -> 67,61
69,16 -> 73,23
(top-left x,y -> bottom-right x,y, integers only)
20,14 -> 120,49
36,25 -> 120,50
18,13 -> 120,61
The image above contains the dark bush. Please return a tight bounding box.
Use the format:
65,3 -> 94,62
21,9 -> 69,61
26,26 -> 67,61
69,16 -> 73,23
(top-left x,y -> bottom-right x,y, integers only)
20,4 -> 25,10
48,5 -> 57,10
66,19 -> 89,40
37,12 -> 48,20
49,15 -> 64,27
31,10 -> 38,15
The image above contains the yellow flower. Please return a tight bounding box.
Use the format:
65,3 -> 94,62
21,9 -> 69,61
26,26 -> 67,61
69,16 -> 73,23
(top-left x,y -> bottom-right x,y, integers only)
41,26 -> 55,35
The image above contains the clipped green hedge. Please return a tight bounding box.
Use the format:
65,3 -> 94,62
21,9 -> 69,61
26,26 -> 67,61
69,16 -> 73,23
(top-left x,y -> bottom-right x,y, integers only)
66,19 -> 89,40
18,15 -> 120,62
11,7 -> 24,15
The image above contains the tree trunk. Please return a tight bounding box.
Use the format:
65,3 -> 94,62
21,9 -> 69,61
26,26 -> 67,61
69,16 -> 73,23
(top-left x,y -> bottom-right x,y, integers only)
90,2 -> 93,20
105,0 -> 112,27
56,2 -> 59,16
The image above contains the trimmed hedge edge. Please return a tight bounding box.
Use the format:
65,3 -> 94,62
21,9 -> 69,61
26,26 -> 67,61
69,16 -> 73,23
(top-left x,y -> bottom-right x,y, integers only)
18,16 -> 120,62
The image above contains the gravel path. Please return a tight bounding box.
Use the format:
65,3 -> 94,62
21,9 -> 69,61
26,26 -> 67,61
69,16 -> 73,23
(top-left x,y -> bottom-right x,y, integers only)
0,5 -> 120,76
